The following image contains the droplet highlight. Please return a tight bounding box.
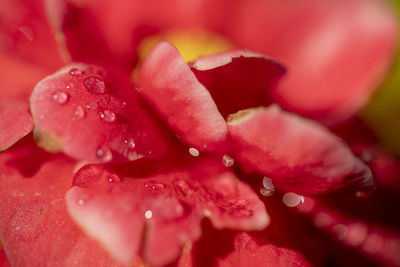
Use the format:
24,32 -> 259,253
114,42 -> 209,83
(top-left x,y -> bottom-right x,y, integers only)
99,110 -> 116,122
260,176 -> 275,196
69,67 -> 84,76
52,91 -> 69,104
84,76 -> 105,94
145,210 -> 153,219
189,147 -> 200,157
222,154 -> 235,167
96,146 -> 113,162
145,182 -> 165,192
74,105 -> 86,118
282,192 -> 304,207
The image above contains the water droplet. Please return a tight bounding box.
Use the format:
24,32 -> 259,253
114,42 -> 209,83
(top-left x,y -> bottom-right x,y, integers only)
282,192 -> 303,207
144,210 -> 153,219
86,101 -> 97,111
78,199 -> 85,206
260,187 -> 274,196
52,91 -> 69,104
262,177 -> 275,190
189,147 -> 200,157
69,67 -> 84,76
74,105 -> 86,118
332,224 -> 348,240
84,76 -> 105,94
145,181 -> 165,192
99,110 -> 116,122
107,174 -> 120,183
345,223 -> 368,247
96,146 -> 113,162
222,154 -> 235,167
124,138 -> 135,149
19,26 -> 34,42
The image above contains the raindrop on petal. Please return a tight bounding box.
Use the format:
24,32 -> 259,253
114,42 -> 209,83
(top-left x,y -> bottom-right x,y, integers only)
74,105 -> 86,118
99,110 -> 116,122
282,192 -> 303,207
145,182 -> 165,192
262,176 -> 275,190
260,187 -> 274,197
52,91 -> 69,104
84,76 -> 105,94
189,147 -> 200,157
96,146 -> 113,162
69,67 -> 84,76
145,210 -> 153,219
222,154 -> 235,167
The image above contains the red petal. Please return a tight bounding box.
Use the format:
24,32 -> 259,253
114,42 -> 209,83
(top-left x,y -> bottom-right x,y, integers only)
228,105 -> 373,195
190,50 -> 285,118
0,137 -> 124,266
296,197 -> 400,267
0,53 -> 51,99
139,42 -> 228,151
66,157 -> 268,266
30,63 -> 171,162
218,232 -> 312,267
230,0 -> 397,125
0,0 -> 64,69
0,98 -> 33,151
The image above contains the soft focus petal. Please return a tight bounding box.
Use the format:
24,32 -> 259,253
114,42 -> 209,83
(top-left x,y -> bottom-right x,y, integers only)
66,157 -> 268,266
230,0 -> 397,125
30,63 -> 171,162
228,105 -> 373,195
0,53 -> 50,98
0,0 -> 64,69
0,98 -> 33,151
190,50 -> 285,118
296,197 -> 400,266
139,42 -> 228,151
0,137 -> 124,266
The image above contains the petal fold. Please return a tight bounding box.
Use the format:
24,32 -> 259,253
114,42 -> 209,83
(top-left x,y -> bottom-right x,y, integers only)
228,105 -> 373,195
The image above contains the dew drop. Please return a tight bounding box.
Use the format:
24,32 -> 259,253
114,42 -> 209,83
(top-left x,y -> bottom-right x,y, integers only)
107,174 -> 121,183
52,91 -> 69,104
222,154 -> 235,167
124,138 -> 135,149
86,101 -> 97,111
260,187 -> 274,196
189,147 -> 200,157
262,177 -> 275,190
78,199 -> 85,206
282,192 -> 303,207
69,67 -> 84,76
144,210 -> 153,219
145,182 -> 165,192
99,110 -> 116,122
84,76 -> 106,94
74,105 -> 86,118
96,146 -> 113,162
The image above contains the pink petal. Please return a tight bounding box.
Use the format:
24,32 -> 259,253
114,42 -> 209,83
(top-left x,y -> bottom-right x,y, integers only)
139,42 -> 228,151
228,105 -> 373,195
230,0 -> 398,125
30,63 -> 171,163
0,98 -> 33,151
0,0 -> 64,69
296,197 -> 400,267
190,50 -> 285,118
66,157 -> 268,266
0,137 -> 124,266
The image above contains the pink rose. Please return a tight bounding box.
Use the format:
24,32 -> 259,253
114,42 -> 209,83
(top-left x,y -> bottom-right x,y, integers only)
0,0 -> 399,266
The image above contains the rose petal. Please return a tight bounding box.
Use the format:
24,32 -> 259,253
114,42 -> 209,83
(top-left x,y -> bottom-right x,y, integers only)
229,0 -> 398,125
0,0 -> 64,69
138,42 -> 228,151
0,98 -> 33,151
297,197 -> 400,267
228,105 -> 373,195
190,50 -> 286,118
66,157 -> 268,266
30,63 -> 171,163
0,137 -> 124,266
0,53 -> 51,99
